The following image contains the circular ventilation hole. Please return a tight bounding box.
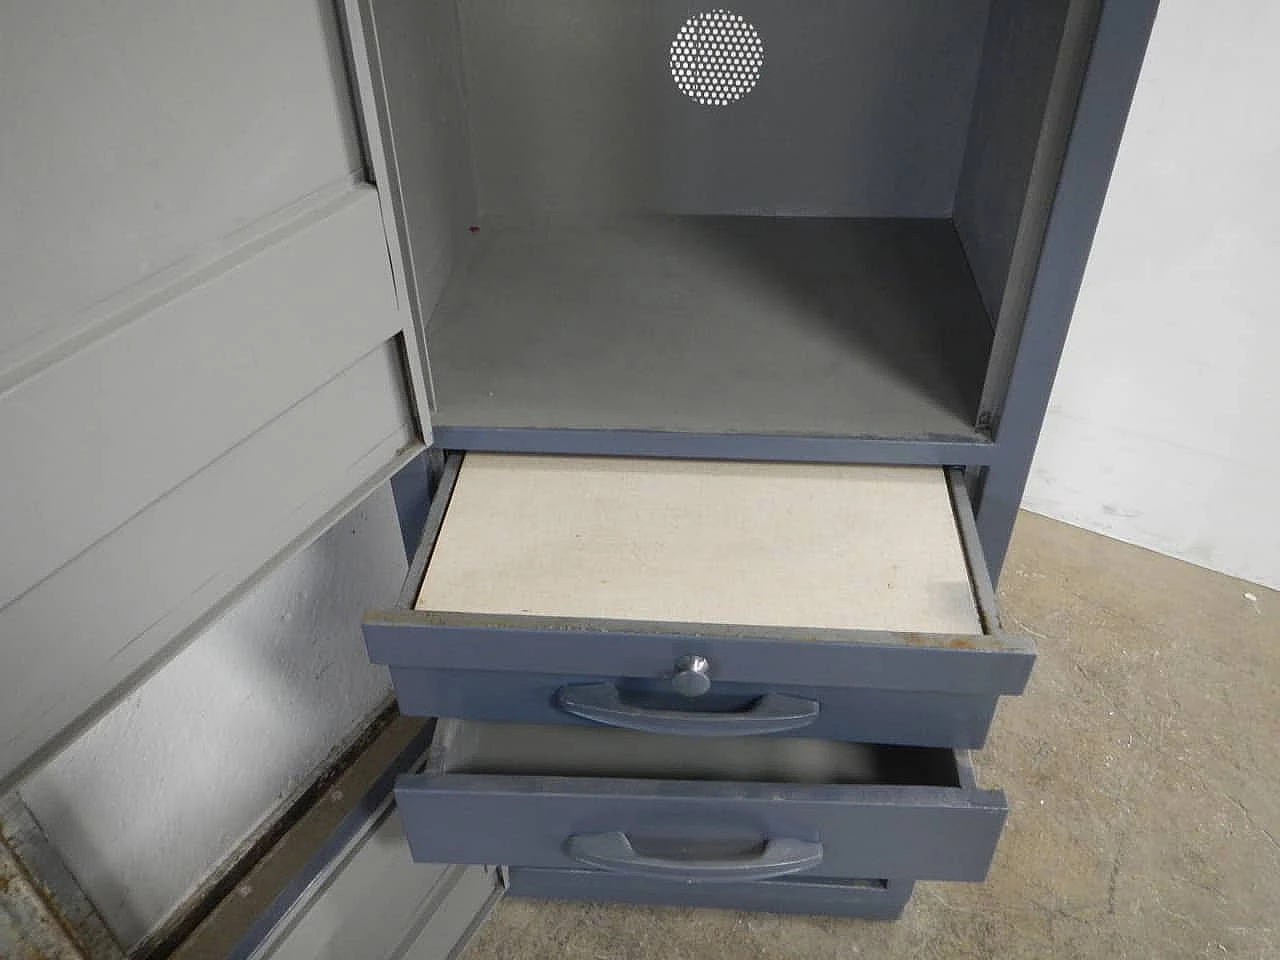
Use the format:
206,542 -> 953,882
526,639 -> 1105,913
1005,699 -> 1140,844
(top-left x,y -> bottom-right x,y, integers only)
670,9 -> 764,107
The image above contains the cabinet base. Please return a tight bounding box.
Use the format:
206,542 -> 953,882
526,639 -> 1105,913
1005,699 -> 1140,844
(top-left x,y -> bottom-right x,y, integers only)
505,868 -> 915,920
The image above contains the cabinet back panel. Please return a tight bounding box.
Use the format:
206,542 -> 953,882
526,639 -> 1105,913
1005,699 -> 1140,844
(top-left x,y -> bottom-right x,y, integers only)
457,0 -> 990,216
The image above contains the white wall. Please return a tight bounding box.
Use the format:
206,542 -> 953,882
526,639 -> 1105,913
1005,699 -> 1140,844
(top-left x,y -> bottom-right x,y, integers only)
19,485 -> 405,950
1025,0 -> 1280,590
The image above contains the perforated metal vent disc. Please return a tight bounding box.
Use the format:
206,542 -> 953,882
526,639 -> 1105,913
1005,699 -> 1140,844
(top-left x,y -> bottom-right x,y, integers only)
670,10 -> 764,107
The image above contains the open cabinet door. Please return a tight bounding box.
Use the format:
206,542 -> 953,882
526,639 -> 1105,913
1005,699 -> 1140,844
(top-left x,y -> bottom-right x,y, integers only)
229,725 -> 500,960
340,0 -> 477,395
0,0 -> 436,791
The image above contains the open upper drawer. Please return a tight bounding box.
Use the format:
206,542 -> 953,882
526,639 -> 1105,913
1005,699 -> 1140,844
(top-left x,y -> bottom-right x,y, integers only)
364,453 -> 1034,747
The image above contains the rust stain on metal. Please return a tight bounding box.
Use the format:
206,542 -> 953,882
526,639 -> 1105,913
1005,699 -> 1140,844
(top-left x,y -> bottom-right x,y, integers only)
3,851 -> 78,960
895,633 -> 987,651
2,801 -> 118,960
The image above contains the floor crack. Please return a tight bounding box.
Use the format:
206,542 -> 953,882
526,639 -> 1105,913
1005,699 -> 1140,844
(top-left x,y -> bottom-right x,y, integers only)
1107,823 -> 1129,915
1225,792 -> 1280,854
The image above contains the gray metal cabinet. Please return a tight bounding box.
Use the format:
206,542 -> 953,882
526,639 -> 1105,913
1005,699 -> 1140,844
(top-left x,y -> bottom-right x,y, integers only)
339,0 -> 1160,925
1,0 -> 1159,936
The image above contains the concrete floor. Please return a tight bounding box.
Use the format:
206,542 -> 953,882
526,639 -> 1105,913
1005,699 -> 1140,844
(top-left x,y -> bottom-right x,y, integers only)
461,513 -> 1280,960
172,511 -> 1278,959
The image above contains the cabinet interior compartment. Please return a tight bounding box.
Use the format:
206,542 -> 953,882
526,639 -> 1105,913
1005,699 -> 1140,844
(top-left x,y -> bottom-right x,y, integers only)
429,719 -> 964,787
363,0 -> 1085,449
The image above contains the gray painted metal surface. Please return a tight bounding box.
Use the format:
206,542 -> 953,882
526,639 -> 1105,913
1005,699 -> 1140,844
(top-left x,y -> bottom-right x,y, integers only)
389,454 -> 435,561
242,834 -> 497,960
0,0 -> 1156,930
3,341 -> 416,789
230,726 -> 436,959
396,722 -> 1006,882
392,451 -> 462,610
233,724 -> 500,960
0,188 -> 419,790
972,0 -> 1103,428
367,455 -> 1031,750
460,0 -> 988,216
0,841 -> 84,960
0,0 -> 362,369
973,0 -> 1161,577
342,0 -> 477,434
369,614 -> 1034,697
566,833 -> 824,883
950,469 -> 1012,639
1,0 -> 435,792
386,668 -> 1000,749
506,869 -> 914,919
432,426 -> 997,466
427,217 -> 991,447
954,0 -> 1076,322
372,455 -> 1029,676
1,794 -> 125,960
427,719 -> 967,786
400,867 -> 501,960
556,685 -> 820,738
2,186 -> 399,615
356,0 -> 1157,925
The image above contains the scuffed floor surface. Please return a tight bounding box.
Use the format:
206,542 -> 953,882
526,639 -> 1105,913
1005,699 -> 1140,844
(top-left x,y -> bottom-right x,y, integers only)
463,513 -> 1280,960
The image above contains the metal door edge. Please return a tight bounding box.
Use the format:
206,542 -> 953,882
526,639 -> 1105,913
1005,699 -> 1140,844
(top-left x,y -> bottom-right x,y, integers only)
229,721 -> 501,960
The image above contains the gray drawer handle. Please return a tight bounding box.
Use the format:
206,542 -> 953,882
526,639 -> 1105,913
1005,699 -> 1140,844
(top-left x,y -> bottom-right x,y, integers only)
556,683 -> 819,736
566,832 -> 823,883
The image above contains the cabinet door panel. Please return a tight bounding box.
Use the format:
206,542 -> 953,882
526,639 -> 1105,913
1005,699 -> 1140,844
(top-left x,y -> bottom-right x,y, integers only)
0,1 -> 425,790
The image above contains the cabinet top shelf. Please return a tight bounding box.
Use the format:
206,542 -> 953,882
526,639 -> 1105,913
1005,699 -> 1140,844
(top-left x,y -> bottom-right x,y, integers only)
427,215 -> 994,460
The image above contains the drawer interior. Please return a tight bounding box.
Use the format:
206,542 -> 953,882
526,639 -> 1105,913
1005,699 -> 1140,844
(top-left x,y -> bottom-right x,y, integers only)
429,720 -> 962,788
416,453 -> 982,635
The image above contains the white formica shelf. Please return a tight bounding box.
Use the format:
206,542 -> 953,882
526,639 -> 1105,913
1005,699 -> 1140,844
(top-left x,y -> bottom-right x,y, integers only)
417,454 -> 982,635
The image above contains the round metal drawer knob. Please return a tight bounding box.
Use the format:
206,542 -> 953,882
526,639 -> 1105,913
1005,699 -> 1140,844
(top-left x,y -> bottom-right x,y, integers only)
671,654 -> 712,697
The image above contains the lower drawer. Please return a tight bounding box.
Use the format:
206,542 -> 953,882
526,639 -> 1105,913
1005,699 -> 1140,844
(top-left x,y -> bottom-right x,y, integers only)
395,720 -> 1007,883
506,868 -> 915,919
390,668 -> 999,748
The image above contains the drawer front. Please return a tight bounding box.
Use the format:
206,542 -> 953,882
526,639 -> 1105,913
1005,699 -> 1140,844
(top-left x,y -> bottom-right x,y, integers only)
366,455 -> 1034,712
395,721 -> 1008,883
388,667 -> 1000,748
506,868 -> 915,919
398,781 -> 1005,882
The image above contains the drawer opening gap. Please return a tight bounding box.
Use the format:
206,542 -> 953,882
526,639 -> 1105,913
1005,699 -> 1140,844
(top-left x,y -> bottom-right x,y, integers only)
430,720 -> 961,788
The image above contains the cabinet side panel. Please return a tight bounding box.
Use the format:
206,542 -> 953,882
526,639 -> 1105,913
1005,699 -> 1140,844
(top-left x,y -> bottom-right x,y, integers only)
953,0 -> 1076,320
973,0 -> 1160,579
353,0 -> 477,335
